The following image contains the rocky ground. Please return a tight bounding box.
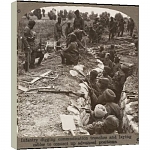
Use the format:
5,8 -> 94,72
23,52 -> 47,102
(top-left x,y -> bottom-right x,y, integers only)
17,32 -> 138,137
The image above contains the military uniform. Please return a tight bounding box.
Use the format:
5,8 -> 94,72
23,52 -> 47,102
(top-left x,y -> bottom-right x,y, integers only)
73,29 -> 87,48
73,16 -> 84,30
23,25 -> 44,70
61,40 -> 79,65
118,20 -> 125,37
65,26 -> 73,37
108,20 -> 116,40
54,22 -> 63,41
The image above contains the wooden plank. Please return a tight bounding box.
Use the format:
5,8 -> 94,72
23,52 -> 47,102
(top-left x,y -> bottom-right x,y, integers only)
18,85 -> 28,92
60,115 -> 76,131
29,70 -> 52,84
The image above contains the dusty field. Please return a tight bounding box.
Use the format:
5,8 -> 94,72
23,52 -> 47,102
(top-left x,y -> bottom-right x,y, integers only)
17,18 -> 138,137
17,49 -> 100,137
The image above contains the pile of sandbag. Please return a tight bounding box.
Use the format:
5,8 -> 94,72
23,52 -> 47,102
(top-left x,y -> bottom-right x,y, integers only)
120,76 -> 138,133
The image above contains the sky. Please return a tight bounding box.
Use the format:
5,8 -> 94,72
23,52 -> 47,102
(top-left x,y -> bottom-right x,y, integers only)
32,6 -> 128,18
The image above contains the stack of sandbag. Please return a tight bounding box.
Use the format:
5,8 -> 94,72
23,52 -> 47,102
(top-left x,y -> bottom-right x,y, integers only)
120,76 -> 138,133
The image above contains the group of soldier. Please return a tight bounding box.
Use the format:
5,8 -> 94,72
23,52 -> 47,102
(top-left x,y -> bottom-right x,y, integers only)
22,9 -> 135,71
21,9 -> 137,135
79,44 -> 133,134
108,17 -> 135,40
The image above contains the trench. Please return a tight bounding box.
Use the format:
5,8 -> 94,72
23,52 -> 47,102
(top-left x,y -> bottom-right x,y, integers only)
17,34 -> 138,137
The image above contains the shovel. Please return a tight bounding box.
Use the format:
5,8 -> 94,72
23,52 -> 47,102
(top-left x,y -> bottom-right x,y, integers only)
60,114 -> 76,136
70,70 -> 92,90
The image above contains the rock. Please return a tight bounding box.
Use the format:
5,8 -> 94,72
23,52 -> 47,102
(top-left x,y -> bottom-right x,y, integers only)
73,65 -> 84,72
67,106 -> 80,115
125,101 -> 138,115
77,97 -> 86,107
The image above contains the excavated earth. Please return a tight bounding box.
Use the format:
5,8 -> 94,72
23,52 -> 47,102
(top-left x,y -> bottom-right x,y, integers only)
17,34 -> 138,137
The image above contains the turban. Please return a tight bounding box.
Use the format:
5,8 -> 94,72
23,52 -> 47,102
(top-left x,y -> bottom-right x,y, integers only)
94,104 -> 108,118
103,89 -> 116,102
104,115 -> 119,132
105,102 -> 122,119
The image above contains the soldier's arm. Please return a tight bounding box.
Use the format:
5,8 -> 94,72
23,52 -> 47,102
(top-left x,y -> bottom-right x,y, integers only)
76,38 -> 85,49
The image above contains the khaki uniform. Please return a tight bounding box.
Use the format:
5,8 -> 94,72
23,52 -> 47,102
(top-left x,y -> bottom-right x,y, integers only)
73,16 -> 84,30
23,26 -> 44,70
61,41 -> 79,65
54,22 -> 62,41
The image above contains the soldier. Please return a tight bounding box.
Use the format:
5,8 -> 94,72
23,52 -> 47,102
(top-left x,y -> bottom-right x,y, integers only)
108,44 -> 116,62
108,17 -> 116,40
73,10 -> 84,30
22,20 -> 44,71
103,53 -> 113,74
84,115 -> 119,135
118,18 -> 125,37
60,33 -> 79,65
65,22 -> 73,37
73,24 -> 88,49
54,17 -> 63,41
88,26 -> 96,44
129,18 -> 135,37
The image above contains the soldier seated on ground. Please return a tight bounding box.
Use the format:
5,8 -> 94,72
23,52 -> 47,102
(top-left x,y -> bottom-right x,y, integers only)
102,66 -> 113,89
105,102 -> 123,133
111,66 -> 127,103
113,56 -> 121,75
85,70 -> 98,89
97,45 -> 105,61
89,78 -> 111,110
84,115 -> 119,135
81,104 -> 108,126
108,44 -> 116,62
103,53 -> 113,75
60,33 -> 79,65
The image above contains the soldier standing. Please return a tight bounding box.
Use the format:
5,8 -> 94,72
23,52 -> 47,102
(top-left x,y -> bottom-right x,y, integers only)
73,10 -> 84,30
108,17 -> 115,40
22,20 -> 44,71
54,17 -> 63,41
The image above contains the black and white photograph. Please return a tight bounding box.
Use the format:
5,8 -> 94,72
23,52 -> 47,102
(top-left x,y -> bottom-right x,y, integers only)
17,1 -> 138,143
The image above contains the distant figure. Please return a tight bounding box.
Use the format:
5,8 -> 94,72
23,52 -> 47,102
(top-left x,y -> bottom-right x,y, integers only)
89,26 -> 96,43
65,22 -> 73,37
128,18 -> 135,37
108,17 -> 116,40
54,17 -> 63,41
74,10 -> 84,30
118,18 -> 125,37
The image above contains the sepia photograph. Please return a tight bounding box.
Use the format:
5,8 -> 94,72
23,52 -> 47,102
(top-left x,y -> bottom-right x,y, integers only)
16,1 -> 138,144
